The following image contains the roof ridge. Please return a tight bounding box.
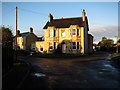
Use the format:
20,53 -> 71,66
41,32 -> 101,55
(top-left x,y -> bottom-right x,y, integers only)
53,17 -> 83,20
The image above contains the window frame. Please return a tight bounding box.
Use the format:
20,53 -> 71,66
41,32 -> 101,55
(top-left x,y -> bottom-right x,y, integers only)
49,42 -> 53,50
72,29 -> 76,36
54,42 -> 56,49
72,42 -> 76,50
54,30 -> 56,37
61,30 -> 65,37
49,30 -> 53,37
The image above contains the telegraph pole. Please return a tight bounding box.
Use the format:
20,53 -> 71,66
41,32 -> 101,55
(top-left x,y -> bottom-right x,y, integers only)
16,6 -> 17,60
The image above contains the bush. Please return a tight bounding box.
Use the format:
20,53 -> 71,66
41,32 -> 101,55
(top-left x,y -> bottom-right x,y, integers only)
1,26 -> 14,69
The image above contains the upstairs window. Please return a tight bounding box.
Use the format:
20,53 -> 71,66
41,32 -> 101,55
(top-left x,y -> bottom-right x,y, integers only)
72,29 -> 76,36
54,30 -> 56,37
49,30 -> 53,37
61,30 -> 65,37
77,29 -> 80,36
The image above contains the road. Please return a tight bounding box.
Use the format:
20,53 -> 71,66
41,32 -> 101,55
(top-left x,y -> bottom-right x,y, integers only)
20,52 -> 120,88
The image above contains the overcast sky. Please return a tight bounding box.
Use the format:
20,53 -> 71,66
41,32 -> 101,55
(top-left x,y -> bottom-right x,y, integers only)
2,2 -> 118,44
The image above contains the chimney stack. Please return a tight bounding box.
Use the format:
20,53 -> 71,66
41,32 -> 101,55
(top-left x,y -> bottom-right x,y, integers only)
48,13 -> 53,22
82,9 -> 86,22
29,27 -> 33,33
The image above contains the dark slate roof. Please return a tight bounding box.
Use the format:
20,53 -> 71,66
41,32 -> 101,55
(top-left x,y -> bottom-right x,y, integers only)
14,32 -> 30,38
19,32 -> 30,37
43,16 -> 88,29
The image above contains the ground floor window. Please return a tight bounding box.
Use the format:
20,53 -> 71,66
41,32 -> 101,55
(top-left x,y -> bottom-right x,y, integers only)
72,42 -> 76,50
40,45 -> 43,51
54,42 -> 56,49
49,42 -> 53,50
77,42 -> 80,50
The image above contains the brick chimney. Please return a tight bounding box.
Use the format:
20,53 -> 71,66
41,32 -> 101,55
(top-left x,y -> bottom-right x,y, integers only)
82,9 -> 86,22
29,27 -> 33,33
48,13 -> 53,22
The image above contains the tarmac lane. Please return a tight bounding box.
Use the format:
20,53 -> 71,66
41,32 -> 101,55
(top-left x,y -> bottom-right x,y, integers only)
20,53 -> 120,88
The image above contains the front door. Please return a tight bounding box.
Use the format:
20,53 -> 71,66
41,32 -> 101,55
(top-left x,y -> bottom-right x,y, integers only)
62,44 -> 66,53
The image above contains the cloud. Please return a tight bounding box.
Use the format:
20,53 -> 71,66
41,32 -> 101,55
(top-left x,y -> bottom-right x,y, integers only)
34,29 -> 44,37
89,25 -> 118,44
33,25 -> 118,44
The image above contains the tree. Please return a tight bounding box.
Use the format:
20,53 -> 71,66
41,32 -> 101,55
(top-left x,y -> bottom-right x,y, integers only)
98,37 -> 114,51
2,27 -> 13,48
1,26 -> 14,69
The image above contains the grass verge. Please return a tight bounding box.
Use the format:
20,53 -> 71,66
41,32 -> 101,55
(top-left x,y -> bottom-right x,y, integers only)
112,53 -> 120,57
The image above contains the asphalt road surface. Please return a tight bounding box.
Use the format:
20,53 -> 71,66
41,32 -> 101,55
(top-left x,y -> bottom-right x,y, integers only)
20,52 -> 120,88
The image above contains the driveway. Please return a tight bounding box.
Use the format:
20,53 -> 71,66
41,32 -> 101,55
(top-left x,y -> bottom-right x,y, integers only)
20,52 -> 120,88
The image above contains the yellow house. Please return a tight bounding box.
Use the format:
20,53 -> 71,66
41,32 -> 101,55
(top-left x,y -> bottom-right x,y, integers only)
13,27 -> 38,51
35,9 -> 93,54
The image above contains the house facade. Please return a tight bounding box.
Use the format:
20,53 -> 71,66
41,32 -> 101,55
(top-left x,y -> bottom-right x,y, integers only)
35,10 -> 93,54
13,27 -> 38,51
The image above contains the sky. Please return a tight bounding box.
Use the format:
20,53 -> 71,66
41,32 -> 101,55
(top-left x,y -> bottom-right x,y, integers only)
2,2 -> 118,44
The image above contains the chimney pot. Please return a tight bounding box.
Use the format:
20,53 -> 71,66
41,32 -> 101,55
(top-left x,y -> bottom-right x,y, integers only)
29,27 -> 33,33
82,9 -> 86,21
49,13 -> 53,22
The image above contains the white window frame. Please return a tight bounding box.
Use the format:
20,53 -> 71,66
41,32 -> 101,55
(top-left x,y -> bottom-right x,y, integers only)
72,29 -> 76,36
61,30 -> 65,37
72,42 -> 76,50
49,42 -> 53,50
49,30 -> 53,37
